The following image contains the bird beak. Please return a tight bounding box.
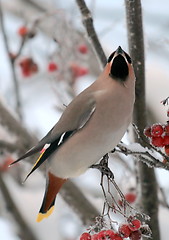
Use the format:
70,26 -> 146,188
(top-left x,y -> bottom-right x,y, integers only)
116,46 -> 124,55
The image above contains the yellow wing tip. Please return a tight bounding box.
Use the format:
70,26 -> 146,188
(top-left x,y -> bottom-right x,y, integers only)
36,206 -> 55,222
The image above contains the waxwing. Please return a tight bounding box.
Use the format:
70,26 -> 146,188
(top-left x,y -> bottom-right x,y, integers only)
11,46 -> 135,222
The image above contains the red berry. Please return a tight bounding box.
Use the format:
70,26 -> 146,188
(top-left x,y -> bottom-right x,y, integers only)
129,230 -> 142,240
77,67 -> 88,77
151,124 -> 164,137
97,230 -> 106,239
91,234 -> 98,240
144,127 -> 152,138
19,57 -> 32,68
48,62 -> 58,72
22,69 -> 32,77
163,135 -> 169,145
19,57 -> 38,77
70,63 -> 88,77
165,145 -> 169,155
80,232 -> 91,240
104,229 -> 115,238
118,224 -> 131,238
128,219 -> 141,231
113,233 -> 123,240
151,136 -> 164,147
18,26 -> 28,37
78,44 -> 88,54
125,192 -> 137,204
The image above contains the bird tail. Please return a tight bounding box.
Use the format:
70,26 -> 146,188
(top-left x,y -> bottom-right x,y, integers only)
10,126 -> 56,166
10,143 -> 46,166
36,171 -> 67,222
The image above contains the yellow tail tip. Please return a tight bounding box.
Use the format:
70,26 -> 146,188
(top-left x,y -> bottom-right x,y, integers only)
36,206 -> 55,222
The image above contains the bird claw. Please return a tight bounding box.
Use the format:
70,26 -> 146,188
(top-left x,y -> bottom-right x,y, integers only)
90,163 -> 114,179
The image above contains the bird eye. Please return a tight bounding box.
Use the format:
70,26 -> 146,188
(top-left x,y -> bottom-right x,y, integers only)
107,51 -> 115,63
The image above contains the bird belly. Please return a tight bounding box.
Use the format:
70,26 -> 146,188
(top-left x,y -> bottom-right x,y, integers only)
49,115 -> 130,179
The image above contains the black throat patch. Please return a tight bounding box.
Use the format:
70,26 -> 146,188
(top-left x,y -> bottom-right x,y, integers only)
110,55 -> 129,81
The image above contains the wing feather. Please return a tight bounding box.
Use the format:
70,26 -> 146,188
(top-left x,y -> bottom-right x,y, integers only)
24,131 -> 74,180
11,93 -> 96,176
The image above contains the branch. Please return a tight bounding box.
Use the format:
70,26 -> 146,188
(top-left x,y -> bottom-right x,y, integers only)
0,1 -> 22,119
0,174 -> 39,240
116,143 -> 169,170
125,1 -> 160,239
76,0 -> 107,68
60,181 -> 99,225
0,140 -> 18,153
0,101 -> 35,152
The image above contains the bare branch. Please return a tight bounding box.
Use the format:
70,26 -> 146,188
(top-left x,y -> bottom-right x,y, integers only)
60,181 -> 99,225
0,1 -> 22,119
76,0 -> 107,68
116,144 -> 169,170
0,174 -> 39,240
0,140 -> 18,153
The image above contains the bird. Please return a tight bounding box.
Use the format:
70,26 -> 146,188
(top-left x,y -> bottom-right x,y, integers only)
11,46 -> 135,222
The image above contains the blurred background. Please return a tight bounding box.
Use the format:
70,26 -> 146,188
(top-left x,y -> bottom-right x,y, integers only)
0,0 -> 169,239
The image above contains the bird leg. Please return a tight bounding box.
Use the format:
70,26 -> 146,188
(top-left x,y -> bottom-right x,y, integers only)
90,154 -> 114,179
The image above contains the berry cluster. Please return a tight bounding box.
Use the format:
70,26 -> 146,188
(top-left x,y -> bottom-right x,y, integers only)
80,218 -> 142,240
70,63 -> 89,78
16,25 -> 89,79
19,57 -> 38,77
144,122 -> 169,155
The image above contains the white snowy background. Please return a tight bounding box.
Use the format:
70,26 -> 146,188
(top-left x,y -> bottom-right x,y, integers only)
0,0 -> 169,239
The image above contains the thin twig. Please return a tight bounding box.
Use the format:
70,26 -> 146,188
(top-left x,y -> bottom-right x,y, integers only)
0,1 -> 22,119
161,96 -> 169,106
116,144 -> 169,170
91,156 -> 150,227
76,0 -> 107,68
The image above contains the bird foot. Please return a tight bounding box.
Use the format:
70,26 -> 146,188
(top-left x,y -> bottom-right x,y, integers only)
90,163 -> 114,179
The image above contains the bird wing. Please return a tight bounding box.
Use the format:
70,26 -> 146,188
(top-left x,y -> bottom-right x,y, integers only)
48,92 -> 96,143
11,92 -> 96,178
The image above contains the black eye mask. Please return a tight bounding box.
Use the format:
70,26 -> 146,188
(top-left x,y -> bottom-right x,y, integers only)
109,54 -> 129,81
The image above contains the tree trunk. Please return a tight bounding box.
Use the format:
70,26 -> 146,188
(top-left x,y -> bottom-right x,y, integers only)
125,1 -> 160,239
